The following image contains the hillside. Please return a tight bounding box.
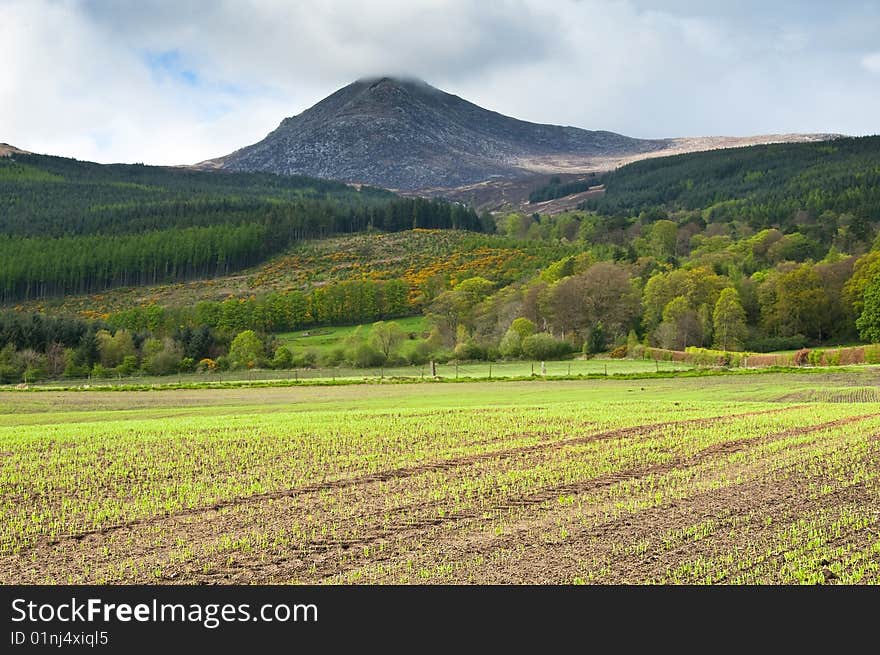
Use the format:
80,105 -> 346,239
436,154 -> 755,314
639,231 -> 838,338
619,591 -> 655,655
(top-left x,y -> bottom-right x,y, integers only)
0,152 -> 479,302
11,229 -> 577,320
583,135 -> 880,232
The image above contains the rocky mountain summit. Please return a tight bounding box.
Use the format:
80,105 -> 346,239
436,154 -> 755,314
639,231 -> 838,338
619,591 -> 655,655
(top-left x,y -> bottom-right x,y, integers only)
198,77 -> 672,190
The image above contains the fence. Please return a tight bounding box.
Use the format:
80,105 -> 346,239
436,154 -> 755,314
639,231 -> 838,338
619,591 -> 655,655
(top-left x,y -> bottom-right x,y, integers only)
9,357 -> 693,389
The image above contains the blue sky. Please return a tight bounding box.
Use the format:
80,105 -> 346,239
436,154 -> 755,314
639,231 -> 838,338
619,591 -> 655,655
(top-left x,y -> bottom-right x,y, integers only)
2,0 -> 878,165
143,50 -> 200,88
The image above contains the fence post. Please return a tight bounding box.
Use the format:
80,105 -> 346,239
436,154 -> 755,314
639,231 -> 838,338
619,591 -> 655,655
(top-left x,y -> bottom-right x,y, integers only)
604,363 -> 608,376
656,359 -> 659,372
531,362 -> 534,376
455,362 -> 459,379
431,360 -> 436,377
489,363 -> 492,379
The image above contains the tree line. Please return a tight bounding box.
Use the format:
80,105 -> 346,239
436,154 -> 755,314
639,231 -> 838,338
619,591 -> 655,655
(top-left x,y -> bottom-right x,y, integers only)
107,279 -> 411,334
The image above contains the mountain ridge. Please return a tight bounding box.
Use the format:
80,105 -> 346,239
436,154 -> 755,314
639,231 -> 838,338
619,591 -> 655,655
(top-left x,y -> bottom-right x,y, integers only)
197,76 -> 677,189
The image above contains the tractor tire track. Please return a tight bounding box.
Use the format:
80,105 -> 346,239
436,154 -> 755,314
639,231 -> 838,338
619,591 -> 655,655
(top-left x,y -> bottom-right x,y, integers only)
39,405 -> 806,548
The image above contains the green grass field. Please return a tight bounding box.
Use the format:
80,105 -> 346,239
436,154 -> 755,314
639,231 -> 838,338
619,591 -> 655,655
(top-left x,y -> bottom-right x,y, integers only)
276,316 -> 429,354
2,369 -> 879,585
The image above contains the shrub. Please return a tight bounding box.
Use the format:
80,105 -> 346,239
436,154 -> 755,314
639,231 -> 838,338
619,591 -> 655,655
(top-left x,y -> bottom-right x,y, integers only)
293,349 -> 318,368
454,341 -> 487,361
521,333 -> 574,360
865,344 -> 880,364
585,322 -> 606,355
794,348 -> 811,366
745,353 -> 785,367
837,347 -> 864,365
271,346 -> 294,369
321,347 -> 346,367
499,329 -> 523,358
116,355 -> 139,375
349,343 -> 386,368
509,317 -> 536,339
228,330 -> 265,370
403,340 -> 433,365
628,344 -> 646,360
197,358 -> 218,373
143,338 -> 183,375
90,363 -> 111,378
609,345 -> 627,359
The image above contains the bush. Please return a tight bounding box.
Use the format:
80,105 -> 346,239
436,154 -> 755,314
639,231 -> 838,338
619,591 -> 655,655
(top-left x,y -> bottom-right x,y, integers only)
454,341 -> 487,361
271,346 -> 294,369
585,322 -> 606,355
349,343 -> 386,368
139,337 -> 183,375
228,330 -> 265,370
116,355 -> 139,375
197,358 -> 218,373
293,349 -> 318,368
609,345 -> 628,359
178,357 -> 196,373
628,344 -> 646,360
865,344 -> 880,365
794,348 -> 811,366
499,329 -> 523,358
521,333 -> 574,360
90,363 -> 112,378
403,340 -> 433,365
320,347 -> 346,367
386,353 -> 408,367
839,347 -> 864,365
684,347 -> 720,366
431,349 -> 454,364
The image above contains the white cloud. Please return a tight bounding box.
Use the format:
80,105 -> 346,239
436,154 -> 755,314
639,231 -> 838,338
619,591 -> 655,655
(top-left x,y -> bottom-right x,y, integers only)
1,0 -> 877,165
863,52 -> 880,74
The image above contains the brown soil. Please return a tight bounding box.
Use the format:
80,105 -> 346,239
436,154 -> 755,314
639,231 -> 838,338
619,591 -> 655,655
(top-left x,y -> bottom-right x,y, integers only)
3,409 -> 873,585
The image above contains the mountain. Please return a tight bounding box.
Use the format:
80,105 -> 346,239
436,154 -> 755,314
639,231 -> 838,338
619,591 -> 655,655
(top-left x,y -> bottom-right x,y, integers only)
198,77 -> 676,190
0,143 -> 30,157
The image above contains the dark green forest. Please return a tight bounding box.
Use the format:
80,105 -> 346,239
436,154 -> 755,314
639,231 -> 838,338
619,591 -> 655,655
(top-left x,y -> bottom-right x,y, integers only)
583,136 -> 880,238
0,154 -> 481,301
528,174 -> 599,203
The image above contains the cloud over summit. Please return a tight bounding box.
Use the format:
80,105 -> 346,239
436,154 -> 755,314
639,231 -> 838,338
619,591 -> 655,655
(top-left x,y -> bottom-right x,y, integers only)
1,0 -> 877,165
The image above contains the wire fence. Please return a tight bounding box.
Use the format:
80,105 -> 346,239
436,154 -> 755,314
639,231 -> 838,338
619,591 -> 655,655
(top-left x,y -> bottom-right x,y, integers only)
8,358 -> 694,389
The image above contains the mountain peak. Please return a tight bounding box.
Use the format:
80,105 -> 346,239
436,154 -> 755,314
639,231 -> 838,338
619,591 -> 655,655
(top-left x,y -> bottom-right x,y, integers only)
356,75 -> 429,87
199,78 -> 672,189
0,143 -> 31,157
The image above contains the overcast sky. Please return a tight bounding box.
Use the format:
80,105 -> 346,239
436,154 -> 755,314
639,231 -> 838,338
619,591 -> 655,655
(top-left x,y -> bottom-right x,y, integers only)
2,0 -> 879,165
